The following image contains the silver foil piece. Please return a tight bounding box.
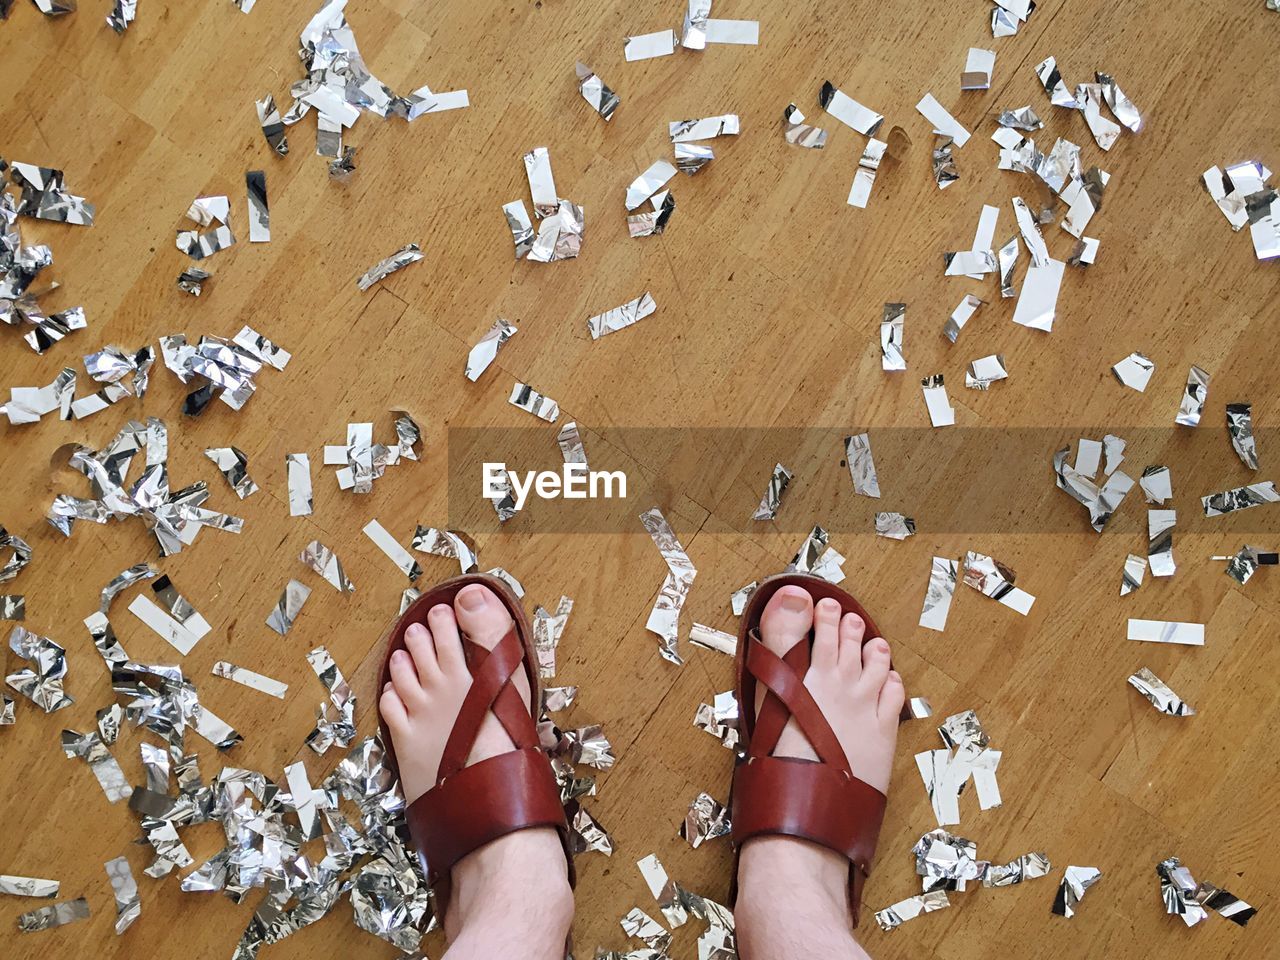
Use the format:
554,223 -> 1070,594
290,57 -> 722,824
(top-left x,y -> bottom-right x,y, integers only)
624,30 -> 677,62
1053,866 -> 1102,918
532,595 -> 572,678
751,463 -> 793,520
1226,403 -> 1258,470
945,294 -> 984,342
212,661 -> 288,699
1012,259 -> 1065,331
913,828 -> 984,891
985,852 -> 1052,887
2,368 -> 76,425
255,94 -> 289,156
509,383 -> 560,422
1112,352 -> 1155,392
9,161 -> 95,225
1140,464 -> 1172,504
640,507 -> 697,666
905,697 -> 934,719
0,527 -> 33,582
105,856 -> 140,934
465,317 -> 517,381
787,525 -> 846,583
105,0 -> 136,33
1218,544 -> 1277,585
588,292 -> 657,339
304,645 -> 357,754
921,374 -> 956,427
1128,667 -> 1194,717
875,891 -> 950,931
524,146 -> 559,218
1156,856 -> 1256,927
675,142 -> 714,175
621,907 -> 672,954
0,875 -> 60,898
1175,365 -> 1210,426
286,452 -> 313,516
680,792 -> 732,848
0,595 -> 23,621
625,160 -> 677,210
1202,481 -> 1279,516
576,62 -> 619,121
782,103 -> 827,148
932,135 -> 959,189
944,249 -> 997,276
1034,57 -> 1078,108
689,623 -> 736,656
301,540 -> 354,592
919,557 -> 958,631
205,447 -> 259,499
1128,618 -> 1204,646
245,171 -> 269,243
916,94 -> 970,147
1096,72 -> 1141,133
693,691 -> 740,751
328,145 -> 357,180
730,582 -> 756,616
961,48 -> 995,90
875,512 -> 916,540
1121,553 -> 1147,596
356,243 -> 422,291
266,579 -> 311,636
1079,84 -> 1120,151
1067,236 -> 1100,266
847,137 -> 887,208
998,105 -> 1043,130
624,188 -> 675,237
557,420 -> 588,467
880,302 -> 906,370
844,433 -> 881,498
362,519 -> 421,581
62,729 -> 131,803
177,195 -> 234,260
965,354 -> 1008,390
502,201 -> 535,259
998,235 -> 1019,298
637,854 -> 687,929
669,115 -> 740,143
963,551 -> 1035,614
17,898 -> 90,932
6,626 -> 73,712
819,81 -> 884,136
1148,509 -> 1177,576
411,526 -> 479,575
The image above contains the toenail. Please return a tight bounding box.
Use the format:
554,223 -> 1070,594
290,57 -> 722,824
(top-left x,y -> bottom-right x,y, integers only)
876,638 -> 889,652
818,598 -> 839,614
458,587 -> 486,611
781,591 -> 807,612
406,623 -> 425,639
392,650 -> 410,665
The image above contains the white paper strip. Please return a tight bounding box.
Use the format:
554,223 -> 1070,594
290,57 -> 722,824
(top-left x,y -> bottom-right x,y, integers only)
1127,619 -> 1204,646
127,594 -> 206,656
916,94 -> 971,147
625,30 -> 677,61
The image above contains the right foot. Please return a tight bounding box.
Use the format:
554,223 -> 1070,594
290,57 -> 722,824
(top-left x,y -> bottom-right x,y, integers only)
753,585 -> 904,789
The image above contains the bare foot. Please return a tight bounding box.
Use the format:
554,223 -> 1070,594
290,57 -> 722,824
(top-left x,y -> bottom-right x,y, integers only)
379,583 -> 570,956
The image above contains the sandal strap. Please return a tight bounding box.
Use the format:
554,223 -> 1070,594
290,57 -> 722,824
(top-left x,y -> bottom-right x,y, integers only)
745,636 -> 850,772
406,746 -> 566,883
730,755 -> 886,874
438,627 -> 533,780
747,631 -> 811,758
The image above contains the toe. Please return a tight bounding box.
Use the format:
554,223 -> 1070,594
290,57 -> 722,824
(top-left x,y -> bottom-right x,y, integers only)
427,603 -> 466,673
837,612 -> 866,676
389,649 -> 424,705
811,598 -> 841,669
379,683 -> 409,731
453,584 -> 513,651
878,669 -> 906,724
404,622 -> 441,684
858,635 -> 892,693
758,585 -> 814,656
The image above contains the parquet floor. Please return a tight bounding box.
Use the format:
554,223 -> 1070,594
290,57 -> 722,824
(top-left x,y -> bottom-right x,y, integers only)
2,1 -> 1279,958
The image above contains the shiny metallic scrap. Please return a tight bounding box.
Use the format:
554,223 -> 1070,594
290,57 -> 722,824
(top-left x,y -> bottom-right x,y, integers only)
1139,464 -> 1172,505
502,201 -> 535,259
1078,83 -> 1120,151
680,792 -> 732,848
787,525 -> 846,583
1067,236 -> 1100,266
176,195 -> 234,260
1121,553 -> 1147,596
965,354 -> 1008,390
636,854 -> 688,929
624,29 -> 677,62
1053,866 -> 1102,918
465,317 -> 517,381
963,551 -> 1035,615
689,622 -> 736,656
1128,618 -> 1204,646
782,103 -> 827,148
0,527 -> 33,582
576,62 -> 619,121
919,557 -> 957,632
917,94 -> 971,147
266,579 -> 311,636
328,144 -> 357,180
1202,481 -> 1279,517
255,94 -> 289,156
675,143 -> 713,175
0,595 -> 23,621
875,512 -> 915,540
875,890 -> 950,931
998,105 -> 1043,130
1218,544 -> 1277,585
1112,352 -> 1155,392
921,374 -> 955,427
669,114 -> 740,143
1034,56 -> 1078,108
204,447 -> 259,499
285,452 -> 313,516
0,874 -> 60,897
410,527 -> 478,577
363,520 -> 421,582
9,162 -> 95,225
6,626 -> 73,713
997,235 -> 1019,298
641,507 -> 697,666
625,160 -> 677,211
1096,72 -> 1142,133
211,661 -> 288,699
932,135 -> 959,189
177,268 -> 210,296
1175,364 -> 1211,426
509,383 -> 560,422
847,137 -> 887,208
694,691 -> 740,750
588,292 -> 657,339
905,697 -> 934,719
105,0 -> 136,32
961,47 -> 995,90
245,170 -> 269,242
913,827 -> 984,890
1148,508 -> 1177,576
819,81 -> 884,136
104,856 -> 139,935
627,190 -> 676,237
1156,856 -> 1256,927
489,467 -> 519,523
304,645 -> 357,754
356,243 -> 422,291
1226,403 -> 1259,470
62,729 -> 131,803
301,539 -> 355,592
621,906 -> 672,954
2,368 -> 76,425
945,294 -> 984,342
567,801 -> 614,856
985,852 -> 1052,887
751,463 -> 793,520
1128,667 -> 1194,717
541,685 -> 577,712
557,420 -> 588,467
1201,161 -> 1269,233
17,897 -> 90,932
844,433 -> 881,498
532,596 -> 572,678
0,693 -> 13,724
880,302 -> 906,370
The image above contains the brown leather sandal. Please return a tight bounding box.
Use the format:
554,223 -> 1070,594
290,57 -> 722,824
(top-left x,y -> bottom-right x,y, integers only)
729,573 -> 889,928
377,573 -> 575,915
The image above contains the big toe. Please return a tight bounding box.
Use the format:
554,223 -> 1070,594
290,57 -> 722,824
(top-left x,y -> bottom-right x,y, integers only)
758,585 -> 814,656
453,583 -> 514,651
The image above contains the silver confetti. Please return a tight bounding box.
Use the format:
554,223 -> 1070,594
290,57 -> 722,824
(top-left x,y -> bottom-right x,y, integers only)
1175,365 -> 1210,426
0,875 -> 59,898
921,374 -> 955,427
411,526 -> 479,575
105,0 -> 136,33
847,137 -> 887,208
0,595 -> 23,620
588,292 -> 657,340
1128,667 -> 1194,717
104,856 -> 140,934
751,463 -> 793,520
1148,509 -> 1177,576
1202,481 -> 1279,516
62,729 -> 131,803
1078,84 -> 1120,151
875,512 -> 916,540
963,551 -> 1035,615
916,93 -> 970,147
819,81 -> 884,136
782,103 -> 827,148
2,368 -> 76,425
674,142 -> 714,175
1034,56 -> 1078,108
255,94 -> 289,156
1217,544 -> 1277,585
266,579 -> 311,636
640,507 -> 697,666
556,420 -> 589,467
693,691 -> 739,750
637,854 -> 687,929
509,383 -> 560,422
356,243 -> 422,291
965,354 -> 1008,390
729,581 -> 757,616
627,190 -> 676,236
944,294 -> 984,342
669,115 -> 740,143
176,196 -> 234,261
576,62 -> 619,121
532,595 -> 572,678
919,557 -> 958,631
0,527 -> 34,582
5,626 -> 73,712
1226,403 -> 1258,470
905,697 -> 934,719
998,235 -> 1019,298
1096,71 -> 1142,133
362,519 -> 421,581
245,170 -> 269,243
1140,464 -> 1172,504
932,135 -> 959,189
679,792 -> 732,848
1156,856 -> 1256,927
304,645 -> 357,754
985,852 -> 1052,887
621,907 -> 672,954
212,661 -> 288,699
204,447 -> 259,499
17,897 -> 90,932
1128,618 -> 1204,646
300,540 -> 354,592
624,29 -> 677,62
502,200 -> 535,259
688,622 -> 736,656
328,145 -> 357,180
787,525 -> 846,583
287,452 -> 313,516
1112,352 -> 1155,392
1067,236 -> 1100,266
998,105 -> 1042,130
844,433 -> 881,498
880,302 -> 906,371
961,47 -> 995,90
875,890 -> 950,931
1121,553 -> 1147,596
626,160 -> 678,211
9,161 -> 95,225
464,317 -> 517,381
1053,866 -> 1102,918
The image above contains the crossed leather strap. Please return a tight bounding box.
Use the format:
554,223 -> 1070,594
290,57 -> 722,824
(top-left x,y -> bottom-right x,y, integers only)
401,625 -> 569,889
731,626 -> 887,927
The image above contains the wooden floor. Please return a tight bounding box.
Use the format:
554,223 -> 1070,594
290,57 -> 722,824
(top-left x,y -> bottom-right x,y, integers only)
3,1 -> 1280,957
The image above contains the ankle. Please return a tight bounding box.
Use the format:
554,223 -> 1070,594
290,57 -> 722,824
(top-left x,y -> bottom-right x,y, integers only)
736,836 -> 851,926
449,829 -> 573,927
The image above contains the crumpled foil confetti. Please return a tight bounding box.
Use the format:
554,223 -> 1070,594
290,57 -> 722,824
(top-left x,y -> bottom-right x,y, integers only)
204,447 -> 259,499
915,710 -> 1002,825
62,729 -> 131,803
328,145 -> 357,180
1128,667 -> 1194,717
245,170 -> 269,243
961,47 -> 996,90
1226,403 -> 1259,470
944,294 -> 984,343
104,855 -> 140,934
875,890 -> 950,931
576,62 -> 619,121
1215,544 -> 1277,585
640,507 -> 697,666
212,661 -> 288,699
689,622 -> 736,656
844,433 -> 881,497
510,147 -> 584,263
17,897 -> 90,932
693,691 -> 739,751
509,382 -> 561,422
626,160 -> 678,212
105,0 -> 136,33
1202,161 -> 1280,261
411,526 -> 479,576
620,906 -> 672,954
255,94 -> 289,156
6,626 -> 73,713
0,874 -> 59,897
965,354 -> 1008,390
177,268 -> 210,296
1148,508 -> 1177,576
932,135 -> 959,189
1053,441 -> 1135,532
1175,364 -> 1210,426
1202,481 -> 1278,517
304,646 -> 356,754
161,326 -> 289,415
1156,856 -> 1256,927
751,462 -> 792,520
875,512 -> 916,540
464,317 -> 517,381
1112,352 -> 1155,392
880,302 -> 906,370
1053,866 -> 1102,918
0,526 -> 33,582
266,580 -> 312,636
782,103 -> 827,148
1140,464 -> 1172,504
679,791 -> 732,848
356,243 -> 422,291
786,525 -> 846,583
919,556 -> 958,632
301,540 -> 355,592
1121,553 -> 1147,596
627,190 -> 676,237
176,195 -> 235,261
9,161 -> 95,225
557,421 -> 589,467
962,551 -> 1035,615
2,367 -> 76,424
589,292 -> 657,340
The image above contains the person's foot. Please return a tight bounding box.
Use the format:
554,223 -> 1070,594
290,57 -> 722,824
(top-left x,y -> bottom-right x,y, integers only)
379,583 -> 533,804
753,585 -> 903,790
379,584 -> 571,952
